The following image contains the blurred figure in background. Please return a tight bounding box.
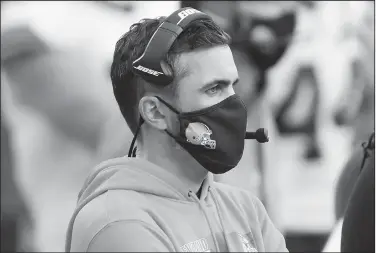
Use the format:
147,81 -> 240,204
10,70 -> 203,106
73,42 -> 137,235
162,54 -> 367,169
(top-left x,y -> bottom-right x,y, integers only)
1,112 -> 34,252
323,4 -> 374,251
333,1 -> 374,146
341,132 -> 374,252
264,2 -> 372,251
1,22 -> 121,251
323,134 -> 374,252
339,9 -> 375,251
229,2 -> 301,230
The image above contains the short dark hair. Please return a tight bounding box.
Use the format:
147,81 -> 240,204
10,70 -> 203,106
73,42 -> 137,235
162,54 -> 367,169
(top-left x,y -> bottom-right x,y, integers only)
110,15 -> 231,135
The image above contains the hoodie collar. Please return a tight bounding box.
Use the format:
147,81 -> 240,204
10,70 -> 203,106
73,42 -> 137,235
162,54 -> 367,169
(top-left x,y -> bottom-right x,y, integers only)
131,158 -> 214,202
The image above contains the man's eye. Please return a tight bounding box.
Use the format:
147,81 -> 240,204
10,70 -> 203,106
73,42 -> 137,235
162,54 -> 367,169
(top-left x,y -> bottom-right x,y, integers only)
206,85 -> 220,95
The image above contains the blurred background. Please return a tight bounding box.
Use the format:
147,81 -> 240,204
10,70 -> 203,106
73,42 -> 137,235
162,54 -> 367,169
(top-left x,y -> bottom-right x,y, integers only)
1,1 -> 374,252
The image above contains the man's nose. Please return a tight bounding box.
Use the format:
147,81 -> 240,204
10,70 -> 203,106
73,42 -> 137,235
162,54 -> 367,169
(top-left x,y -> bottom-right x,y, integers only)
226,85 -> 236,97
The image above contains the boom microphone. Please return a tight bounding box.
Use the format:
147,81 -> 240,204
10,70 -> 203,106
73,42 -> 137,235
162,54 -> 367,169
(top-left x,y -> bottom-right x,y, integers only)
245,128 -> 269,143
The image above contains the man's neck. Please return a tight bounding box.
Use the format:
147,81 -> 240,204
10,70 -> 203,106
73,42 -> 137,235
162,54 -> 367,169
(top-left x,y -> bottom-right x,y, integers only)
139,134 -> 208,194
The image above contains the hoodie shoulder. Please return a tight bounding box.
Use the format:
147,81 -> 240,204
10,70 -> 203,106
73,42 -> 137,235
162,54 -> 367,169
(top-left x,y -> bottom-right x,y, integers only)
69,157 -> 187,251
70,190 -> 159,252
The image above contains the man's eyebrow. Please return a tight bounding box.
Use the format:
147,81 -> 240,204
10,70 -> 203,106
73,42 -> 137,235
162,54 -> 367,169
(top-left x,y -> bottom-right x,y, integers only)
200,78 -> 239,90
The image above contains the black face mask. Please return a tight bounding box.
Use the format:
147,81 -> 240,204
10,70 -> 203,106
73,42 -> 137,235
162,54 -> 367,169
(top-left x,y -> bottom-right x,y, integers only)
157,94 -> 248,174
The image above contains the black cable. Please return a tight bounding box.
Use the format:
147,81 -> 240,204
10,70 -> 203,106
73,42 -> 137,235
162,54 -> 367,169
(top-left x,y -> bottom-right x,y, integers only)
127,118 -> 144,158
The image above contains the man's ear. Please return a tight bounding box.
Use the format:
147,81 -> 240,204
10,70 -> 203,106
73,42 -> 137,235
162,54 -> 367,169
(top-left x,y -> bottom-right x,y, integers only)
139,96 -> 168,131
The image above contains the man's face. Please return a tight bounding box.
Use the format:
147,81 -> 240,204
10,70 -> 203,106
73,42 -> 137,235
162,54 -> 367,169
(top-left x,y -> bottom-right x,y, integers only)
174,45 -> 239,112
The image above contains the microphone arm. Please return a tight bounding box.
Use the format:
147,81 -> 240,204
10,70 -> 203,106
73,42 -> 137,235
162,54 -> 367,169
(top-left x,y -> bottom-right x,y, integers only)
245,128 -> 269,143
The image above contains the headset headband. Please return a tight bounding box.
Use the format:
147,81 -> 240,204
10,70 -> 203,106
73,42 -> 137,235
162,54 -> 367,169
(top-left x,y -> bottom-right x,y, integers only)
132,8 -> 212,86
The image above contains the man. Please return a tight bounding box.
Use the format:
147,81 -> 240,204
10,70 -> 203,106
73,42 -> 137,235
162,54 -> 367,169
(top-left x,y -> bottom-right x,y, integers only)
66,8 -> 287,252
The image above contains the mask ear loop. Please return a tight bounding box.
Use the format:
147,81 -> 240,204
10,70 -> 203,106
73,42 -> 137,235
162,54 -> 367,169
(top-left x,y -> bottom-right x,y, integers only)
155,96 -> 180,114
128,117 -> 145,158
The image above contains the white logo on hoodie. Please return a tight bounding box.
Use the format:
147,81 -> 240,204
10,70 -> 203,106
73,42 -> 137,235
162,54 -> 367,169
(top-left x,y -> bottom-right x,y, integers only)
180,238 -> 210,252
238,233 -> 258,252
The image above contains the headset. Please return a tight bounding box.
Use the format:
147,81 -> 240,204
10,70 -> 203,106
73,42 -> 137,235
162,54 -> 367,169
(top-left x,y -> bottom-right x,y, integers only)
129,7 -> 269,157
132,7 -> 210,86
